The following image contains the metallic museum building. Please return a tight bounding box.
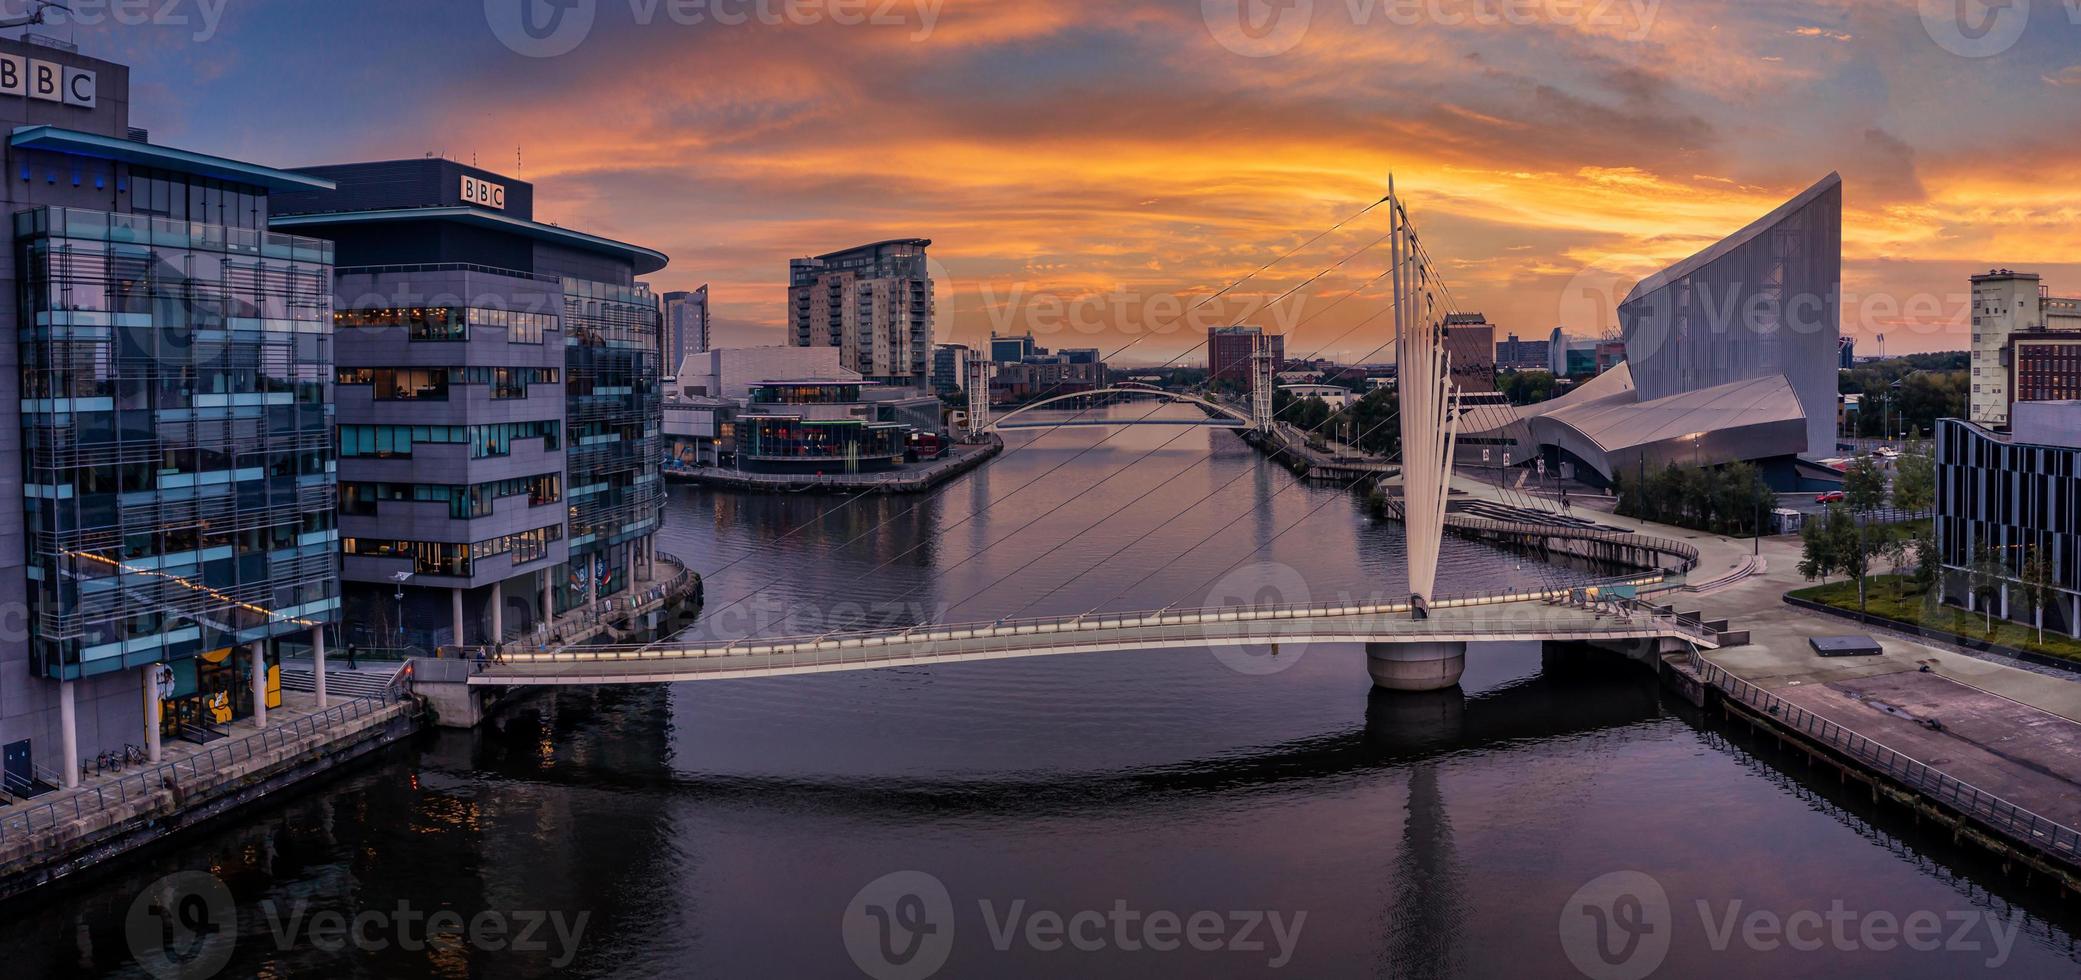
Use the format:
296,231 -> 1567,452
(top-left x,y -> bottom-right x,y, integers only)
1467,173 -> 1845,489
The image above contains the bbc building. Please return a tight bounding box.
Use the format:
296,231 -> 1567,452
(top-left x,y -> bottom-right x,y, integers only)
270,160 -> 670,653
0,38 -> 341,789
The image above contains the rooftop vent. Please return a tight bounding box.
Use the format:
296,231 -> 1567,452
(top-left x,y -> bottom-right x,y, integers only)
126,128 -> 149,143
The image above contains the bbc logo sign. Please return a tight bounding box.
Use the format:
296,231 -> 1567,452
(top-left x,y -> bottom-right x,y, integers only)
460,175 -> 506,210
0,55 -> 95,108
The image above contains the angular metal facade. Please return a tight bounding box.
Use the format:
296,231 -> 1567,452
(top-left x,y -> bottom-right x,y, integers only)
1618,173 -> 1842,458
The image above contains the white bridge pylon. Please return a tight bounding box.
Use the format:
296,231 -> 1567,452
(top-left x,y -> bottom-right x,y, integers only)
1390,179 -> 1462,619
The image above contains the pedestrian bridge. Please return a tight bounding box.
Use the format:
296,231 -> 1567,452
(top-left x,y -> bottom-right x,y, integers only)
987,388 -> 1254,432
469,579 -> 1717,687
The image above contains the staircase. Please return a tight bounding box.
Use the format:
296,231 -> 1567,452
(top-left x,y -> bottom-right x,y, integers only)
278,662 -> 404,701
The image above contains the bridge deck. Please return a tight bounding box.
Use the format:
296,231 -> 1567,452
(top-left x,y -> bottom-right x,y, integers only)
472,587 -> 1714,686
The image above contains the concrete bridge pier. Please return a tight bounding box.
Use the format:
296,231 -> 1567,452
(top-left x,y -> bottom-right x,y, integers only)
1366,641 -> 1467,692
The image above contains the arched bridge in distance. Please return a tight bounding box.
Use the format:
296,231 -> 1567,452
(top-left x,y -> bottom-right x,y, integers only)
987,387 -> 1253,431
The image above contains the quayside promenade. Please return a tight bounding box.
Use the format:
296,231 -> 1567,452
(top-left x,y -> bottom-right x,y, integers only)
1453,473 -> 2081,883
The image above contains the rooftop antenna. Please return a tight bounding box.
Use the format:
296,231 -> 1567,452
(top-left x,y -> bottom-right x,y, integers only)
0,2 -> 70,30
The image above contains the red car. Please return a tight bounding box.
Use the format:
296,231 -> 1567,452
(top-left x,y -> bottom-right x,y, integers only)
1816,490 -> 1846,504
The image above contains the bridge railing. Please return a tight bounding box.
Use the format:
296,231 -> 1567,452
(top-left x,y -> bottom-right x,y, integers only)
491,572 -> 1693,666
1697,660 -> 2081,867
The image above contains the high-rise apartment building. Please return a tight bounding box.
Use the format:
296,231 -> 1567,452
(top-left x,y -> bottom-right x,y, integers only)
1969,270 -> 2081,428
1208,326 -> 1283,383
0,39 -> 341,785
272,160 -> 668,650
932,343 -> 972,395
789,239 -> 933,385
1443,313 -> 1496,393
662,285 -> 710,370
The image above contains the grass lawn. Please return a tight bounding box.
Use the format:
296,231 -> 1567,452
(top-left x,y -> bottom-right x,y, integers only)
1787,574 -> 2081,663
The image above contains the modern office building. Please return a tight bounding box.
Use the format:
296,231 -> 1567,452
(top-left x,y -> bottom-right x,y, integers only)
665,346 -> 940,468
661,285 -> 710,368
271,160 -> 668,650
1936,402 -> 2081,638
1443,313 -> 1496,393
734,381 -> 912,473
1969,270 -> 2081,428
1463,173 -> 1844,489
932,342 -> 971,395
990,333 -> 1037,362
988,355 -> 1104,404
1838,336 -> 1856,369
1496,333 -> 1551,371
0,39 -> 342,786
789,239 -> 934,385
1208,326 -> 1284,383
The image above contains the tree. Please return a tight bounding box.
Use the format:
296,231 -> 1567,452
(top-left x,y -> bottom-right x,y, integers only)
1883,530 -> 1914,594
2020,548 -> 2058,644
1908,525 -> 1940,598
1798,512 -> 1838,584
1843,457 -> 1887,514
1892,448 -> 1934,514
1968,545 -> 2009,633
1826,505 -> 1882,612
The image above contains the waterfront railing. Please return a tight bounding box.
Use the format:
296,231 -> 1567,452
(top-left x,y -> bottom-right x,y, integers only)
1696,658 -> 2081,866
0,679 -> 412,843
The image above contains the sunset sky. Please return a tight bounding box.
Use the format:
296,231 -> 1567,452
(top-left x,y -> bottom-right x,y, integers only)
63,0 -> 2081,363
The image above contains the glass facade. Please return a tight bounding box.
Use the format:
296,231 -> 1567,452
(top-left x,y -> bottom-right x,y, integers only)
341,473 -> 561,519
749,382 -> 866,404
560,277 -> 663,610
334,305 -> 556,344
16,206 -> 338,679
738,416 -> 909,467
341,524 -> 563,577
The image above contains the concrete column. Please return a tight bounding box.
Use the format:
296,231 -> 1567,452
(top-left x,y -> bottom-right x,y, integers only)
141,666 -> 162,763
2070,594 -> 2080,641
1366,642 -> 1467,692
250,641 -> 268,729
452,587 -> 466,650
490,580 -> 504,645
59,679 -> 78,789
311,626 -> 328,709
627,546 -> 638,599
539,568 -> 552,623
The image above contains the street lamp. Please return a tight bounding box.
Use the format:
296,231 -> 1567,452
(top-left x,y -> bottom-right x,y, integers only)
391,570 -> 415,648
